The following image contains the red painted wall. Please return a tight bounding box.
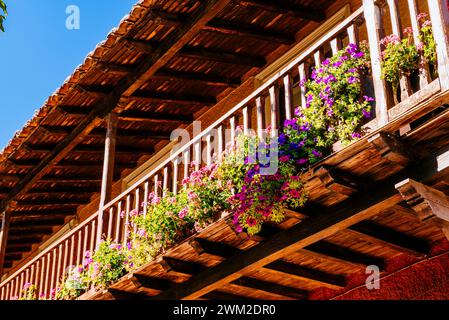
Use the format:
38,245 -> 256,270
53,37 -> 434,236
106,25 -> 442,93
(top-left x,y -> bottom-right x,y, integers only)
310,240 -> 449,300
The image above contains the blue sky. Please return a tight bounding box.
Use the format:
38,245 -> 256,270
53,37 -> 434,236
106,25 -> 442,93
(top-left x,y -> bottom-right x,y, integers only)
0,0 -> 136,149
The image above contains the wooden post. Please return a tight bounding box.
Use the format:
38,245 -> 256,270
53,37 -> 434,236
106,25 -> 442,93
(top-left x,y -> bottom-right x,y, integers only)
427,0 -> 449,90
97,113 -> 118,243
363,0 -> 389,126
0,209 -> 11,277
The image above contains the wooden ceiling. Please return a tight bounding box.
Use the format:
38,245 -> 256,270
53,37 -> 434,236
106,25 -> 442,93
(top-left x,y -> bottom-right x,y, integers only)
0,0 -> 333,273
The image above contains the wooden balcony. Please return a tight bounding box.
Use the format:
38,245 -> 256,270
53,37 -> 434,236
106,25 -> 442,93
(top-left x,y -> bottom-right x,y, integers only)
2,0 -> 449,300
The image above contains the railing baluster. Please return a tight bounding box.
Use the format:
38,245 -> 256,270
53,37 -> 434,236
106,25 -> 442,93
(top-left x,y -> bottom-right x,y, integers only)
427,0 -> 449,89
283,74 -> 293,120
82,226 -> 88,265
77,232 -> 82,267
347,24 -> 359,45
172,160 -> 179,194
143,181 -> 149,216
314,49 -> 323,66
69,236 -> 74,270
154,174 -> 160,196
50,250 -> 57,299
56,245 -> 63,294
363,0 -> 389,126
39,258 -> 45,299
116,201 -> 122,240
123,195 -> 131,246
269,85 -> 280,137
62,240 -> 68,283
107,207 -> 114,239
90,220 -> 96,254
298,63 -> 309,109
229,116 -> 236,145
194,141 -> 201,170
330,37 -> 342,55
163,167 -> 169,197
183,150 -> 190,180
242,107 -> 250,135
44,254 -> 50,298
217,126 -> 224,161
206,134 -> 213,165
256,97 -> 265,139
387,0 -> 413,101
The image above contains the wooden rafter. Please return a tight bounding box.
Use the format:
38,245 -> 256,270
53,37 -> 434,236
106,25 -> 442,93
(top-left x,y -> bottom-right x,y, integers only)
177,46 -> 266,67
153,69 -> 241,88
127,93 -> 216,107
238,0 -> 325,22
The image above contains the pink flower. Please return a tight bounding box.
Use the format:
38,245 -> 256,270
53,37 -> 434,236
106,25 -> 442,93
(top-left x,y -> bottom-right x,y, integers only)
235,225 -> 243,233
23,282 -> 32,290
279,155 -> 290,162
246,218 -> 257,227
178,207 -> 189,219
130,209 -> 139,217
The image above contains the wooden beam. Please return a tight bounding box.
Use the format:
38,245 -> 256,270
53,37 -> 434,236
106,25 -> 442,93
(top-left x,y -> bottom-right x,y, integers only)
130,274 -> 173,291
97,113 -> 118,243
232,277 -> 308,299
0,0 -> 232,214
396,178 -> 449,240
0,209 -> 11,276
265,260 -> 345,290
127,92 -> 216,107
178,46 -> 266,68
314,166 -> 361,197
154,69 -> 241,88
347,221 -> 429,258
238,0 -> 325,22
368,132 -> 417,167
160,257 -> 206,276
204,19 -> 295,44
15,198 -> 92,206
118,110 -> 194,124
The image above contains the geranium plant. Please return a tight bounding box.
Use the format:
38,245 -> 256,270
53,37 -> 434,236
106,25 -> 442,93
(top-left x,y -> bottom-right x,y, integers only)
57,265 -> 89,300
417,13 -> 437,75
18,282 -> 37,300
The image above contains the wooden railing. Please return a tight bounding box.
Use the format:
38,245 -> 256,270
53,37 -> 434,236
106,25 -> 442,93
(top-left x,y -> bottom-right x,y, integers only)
1,0 -> 448,300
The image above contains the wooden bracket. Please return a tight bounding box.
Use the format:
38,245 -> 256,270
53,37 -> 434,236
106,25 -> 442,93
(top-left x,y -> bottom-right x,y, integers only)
314,166 -> 360,196
396,178 -> 449,240
368,132 -> 416,167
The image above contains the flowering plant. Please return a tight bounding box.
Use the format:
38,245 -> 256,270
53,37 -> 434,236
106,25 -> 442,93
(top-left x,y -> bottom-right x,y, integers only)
302,43 -> 373,146
18,282 -> 37,300
57,265 -> 89,300
218,133 -> 308,235
86,240 -> 128,289
417,13 -> 437,73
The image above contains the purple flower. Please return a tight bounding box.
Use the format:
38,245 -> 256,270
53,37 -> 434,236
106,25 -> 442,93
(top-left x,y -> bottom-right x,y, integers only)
362,109 -> 371,119
297,158 -> 308,165
127,242 -> 132,250
312,150 -> 322,158
179,206 -> 189,219
352,132 -> 362,139
364,95 -> 375,102
279,155 -> 291,162
332,61 -> 343,68
322,58 -> 330,66
348,76 -> 358,84
348,68 -> 357,73
353,52 -> 365,59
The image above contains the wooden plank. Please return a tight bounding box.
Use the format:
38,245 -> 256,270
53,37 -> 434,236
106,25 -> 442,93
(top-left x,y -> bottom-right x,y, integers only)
178,46 -> 266,68
232,277 -> 308,299
204,19 -> 295,44
238,0 -> 325,22
127,93 -> 216,107
347,221 -> 429,258
264,260 -> 345,290
154,69 -> 240,88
